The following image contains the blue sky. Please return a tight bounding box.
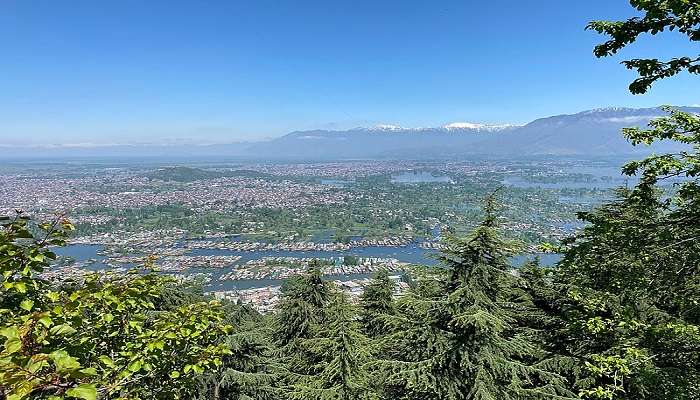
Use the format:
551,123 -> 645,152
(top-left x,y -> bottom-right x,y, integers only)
1,0 -> 698,145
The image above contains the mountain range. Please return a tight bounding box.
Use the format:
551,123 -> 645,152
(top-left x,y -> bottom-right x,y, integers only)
245,106 -> 698,159
4,106 -> 698,160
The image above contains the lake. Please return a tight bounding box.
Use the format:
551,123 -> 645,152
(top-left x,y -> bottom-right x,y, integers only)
319,179 -> 354,188
391,171 -> 453,184
52,243 -> 562,290
502,176 -> 630,189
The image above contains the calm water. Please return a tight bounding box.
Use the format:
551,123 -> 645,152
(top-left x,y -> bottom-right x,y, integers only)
319,179 -> 354,188
189,245 -> 438,265
53,243 -> 102,259
502,176 -> 628,189
53,243 -> 561,290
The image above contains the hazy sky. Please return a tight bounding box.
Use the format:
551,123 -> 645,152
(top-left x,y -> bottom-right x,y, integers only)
1,0 -> 698,146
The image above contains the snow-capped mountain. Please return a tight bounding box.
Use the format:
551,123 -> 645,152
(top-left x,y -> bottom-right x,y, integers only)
357,122 -> 518,133
246,106 -> 699,159
8,106 -> 698,159
442,122 -> 519,132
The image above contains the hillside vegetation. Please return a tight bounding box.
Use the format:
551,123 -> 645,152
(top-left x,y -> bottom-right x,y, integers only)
2,1 -> 699,399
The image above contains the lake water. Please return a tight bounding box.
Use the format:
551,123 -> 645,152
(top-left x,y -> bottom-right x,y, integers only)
499,162 -> 652,190
52,243 -> 561,290
502,176 -> 630,189
52,244 -> 112,270
53,243 -> 103,259
391,171 -> 452,184
320,179 -> 354,188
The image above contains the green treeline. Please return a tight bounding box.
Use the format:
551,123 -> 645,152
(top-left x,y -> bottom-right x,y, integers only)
2,146 -> 699,398
2,1 -> 700,399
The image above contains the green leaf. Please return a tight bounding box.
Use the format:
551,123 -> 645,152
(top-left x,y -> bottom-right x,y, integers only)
66,384 -> 97,400
4,337 -> 22,354
45,291 -> 60,302
0,326 -> 19,339
98,355 -> 115,368
169,370 -> 180,378
50,350 -> 81,374
50,324 -> 77,336
128,359 -> 143,372
20,299 -> 34,311
14,281 -> 27,293
77,367 -> 98,376
38,315 -> 53,328
6,380 -> 34,400
26,354 -> 50,373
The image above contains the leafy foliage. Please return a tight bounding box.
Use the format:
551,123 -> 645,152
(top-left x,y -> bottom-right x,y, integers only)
2,3 -> 699,399
587,0 -> 700,94
557,3 -> 700,396
0,213 -> 233,400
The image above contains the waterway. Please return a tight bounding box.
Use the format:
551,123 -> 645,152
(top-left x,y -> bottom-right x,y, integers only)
52,243 -> 562,290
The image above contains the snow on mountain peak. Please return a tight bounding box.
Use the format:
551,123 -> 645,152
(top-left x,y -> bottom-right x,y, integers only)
374,124 -> 407,131
359,122 -> 518,133
444,122 -> 518,132
580,107 -> 637,115
444,122 -> 485,129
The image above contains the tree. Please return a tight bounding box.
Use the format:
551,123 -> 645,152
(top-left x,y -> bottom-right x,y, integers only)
557,2 -> 700,397
274,267 -> 332,346
587,0 -> 700,94
288,293 -> 376,400
359,270 -> 396,338
517,260 -> 584,391
197,331 -> 279,400
0,213 -> 233,400
375,195 -> 574,400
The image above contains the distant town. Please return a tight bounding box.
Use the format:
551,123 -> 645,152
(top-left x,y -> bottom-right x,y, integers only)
1,158 -> 627,310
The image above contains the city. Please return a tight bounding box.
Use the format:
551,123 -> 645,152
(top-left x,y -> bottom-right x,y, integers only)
1,1 -> 697,398
0,158 -> 618,309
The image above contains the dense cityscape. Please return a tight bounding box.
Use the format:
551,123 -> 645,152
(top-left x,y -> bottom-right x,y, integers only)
0,158 -> 622,310
2,1 -> 698,398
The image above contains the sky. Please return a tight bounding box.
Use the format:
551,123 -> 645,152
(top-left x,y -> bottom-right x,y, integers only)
1,0 -> 698,146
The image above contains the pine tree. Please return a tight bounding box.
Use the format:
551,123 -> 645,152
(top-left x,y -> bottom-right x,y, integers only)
517,260 -> 586,394
376,193 -> 575,400
359,269 -> 396,338
197,331 -> 279,400
288,293 -> 377,400
275,267 -> 332,346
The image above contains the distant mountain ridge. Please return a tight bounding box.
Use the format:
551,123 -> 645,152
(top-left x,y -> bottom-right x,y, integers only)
246,106 -> 699,159
353,122 -> 520,133
3,106 -> 698,160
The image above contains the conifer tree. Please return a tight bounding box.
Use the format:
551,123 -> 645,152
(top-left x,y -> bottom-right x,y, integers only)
560,2 -> 700,397
288,293 -> 376,400
377,193 -> 575,400
204,332 -> 279,400
359,269 -> 396,338
275,267 -> 332,346
517,260 -> 585,394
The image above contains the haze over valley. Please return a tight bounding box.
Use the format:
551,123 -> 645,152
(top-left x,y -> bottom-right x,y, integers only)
2,1 -> 699,399
4,106 -> 698,159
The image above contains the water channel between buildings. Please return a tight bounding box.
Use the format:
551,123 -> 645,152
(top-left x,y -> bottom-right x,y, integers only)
53,243 -> 563,291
